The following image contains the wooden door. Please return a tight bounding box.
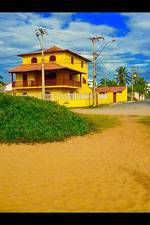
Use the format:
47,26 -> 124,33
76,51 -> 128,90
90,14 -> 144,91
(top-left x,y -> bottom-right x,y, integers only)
23,73 -> 27,87
113,92 -> 116,103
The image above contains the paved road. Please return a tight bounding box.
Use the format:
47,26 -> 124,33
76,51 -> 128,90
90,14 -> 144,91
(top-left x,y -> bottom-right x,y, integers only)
72,100 -> 150,116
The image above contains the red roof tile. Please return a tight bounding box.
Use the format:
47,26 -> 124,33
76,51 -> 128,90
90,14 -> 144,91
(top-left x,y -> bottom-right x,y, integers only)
9,62 -> 85,74
18,45 -> 91,62
96,86 -> 126,93
45,45 -> 64,52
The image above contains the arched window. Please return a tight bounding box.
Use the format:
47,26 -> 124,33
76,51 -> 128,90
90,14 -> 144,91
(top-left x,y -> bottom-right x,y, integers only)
31,57 -> 37,63
49,55 -> 56,62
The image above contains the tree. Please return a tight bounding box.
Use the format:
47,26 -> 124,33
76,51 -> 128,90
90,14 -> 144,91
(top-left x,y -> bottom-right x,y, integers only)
97,77 -> 109,87
115,66 -> 131,86
134,76 -> 147,97
97,77 -> 118,87
107,79 -> 118,87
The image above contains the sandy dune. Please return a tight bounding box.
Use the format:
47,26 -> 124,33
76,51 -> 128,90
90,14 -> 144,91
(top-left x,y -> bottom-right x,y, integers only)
0,116 -> 150,212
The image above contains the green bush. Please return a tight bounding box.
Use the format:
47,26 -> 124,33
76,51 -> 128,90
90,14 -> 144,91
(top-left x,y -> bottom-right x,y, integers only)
0,93 -> 93,143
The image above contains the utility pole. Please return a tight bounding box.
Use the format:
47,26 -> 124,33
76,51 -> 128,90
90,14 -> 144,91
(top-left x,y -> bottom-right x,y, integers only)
35,28 -> 48,100
88,36 -> 104,107
131,66 -> 138,101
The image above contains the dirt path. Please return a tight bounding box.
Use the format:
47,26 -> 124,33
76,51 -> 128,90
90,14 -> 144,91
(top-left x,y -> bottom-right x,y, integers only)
0,116 -> 150,212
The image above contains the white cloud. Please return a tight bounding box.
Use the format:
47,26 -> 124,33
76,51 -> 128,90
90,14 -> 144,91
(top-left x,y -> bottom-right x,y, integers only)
1,12 -> 150,81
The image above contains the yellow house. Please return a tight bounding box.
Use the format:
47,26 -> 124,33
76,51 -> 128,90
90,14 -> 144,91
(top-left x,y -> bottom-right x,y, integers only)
9,45 -> 92,107
96,86 -> 127,105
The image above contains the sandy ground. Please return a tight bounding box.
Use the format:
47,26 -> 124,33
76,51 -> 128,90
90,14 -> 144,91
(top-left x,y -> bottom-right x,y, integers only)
0,116 -> 150,212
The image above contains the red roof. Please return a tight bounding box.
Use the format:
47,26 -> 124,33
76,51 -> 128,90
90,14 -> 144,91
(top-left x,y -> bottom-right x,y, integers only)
18,45 -> 91,62
96,86 -> 126,93
9,62 -> 85,74
45,45 -> 64,52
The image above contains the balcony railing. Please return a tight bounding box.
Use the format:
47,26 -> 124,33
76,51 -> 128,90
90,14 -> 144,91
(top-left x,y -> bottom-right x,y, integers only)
12,79 -> 81,88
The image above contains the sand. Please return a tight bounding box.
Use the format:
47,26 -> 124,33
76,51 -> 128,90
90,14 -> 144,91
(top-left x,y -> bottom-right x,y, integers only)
0,116 -> 150,212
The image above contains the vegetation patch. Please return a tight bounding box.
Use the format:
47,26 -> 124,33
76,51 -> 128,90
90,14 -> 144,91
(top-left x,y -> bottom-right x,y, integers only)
139,116 -> 150,128
0,93 -> 93,143
77,113 -> 119,132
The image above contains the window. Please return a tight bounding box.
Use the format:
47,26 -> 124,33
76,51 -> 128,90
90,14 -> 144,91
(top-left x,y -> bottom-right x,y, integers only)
81,61 -> 84,68
22,92 -> 27,96
49,55 -> 56,62
71,56 -> 74,64
83,78 -> 86,84
31,57 -> 37,63
100,92 -> 107,99
46,72 -> 56,80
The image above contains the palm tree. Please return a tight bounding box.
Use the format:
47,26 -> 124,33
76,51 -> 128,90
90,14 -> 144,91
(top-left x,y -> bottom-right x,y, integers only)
115,66 -> 131,86
107,79 -> 118,87
98,77 -> 118,87
98,77 -> 110,87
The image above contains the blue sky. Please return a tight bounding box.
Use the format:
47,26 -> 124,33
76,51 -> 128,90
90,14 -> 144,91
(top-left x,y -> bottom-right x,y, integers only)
0,13 -> 150,82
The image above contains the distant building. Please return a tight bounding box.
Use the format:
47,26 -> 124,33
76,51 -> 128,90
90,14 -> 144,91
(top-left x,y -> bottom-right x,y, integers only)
4,83 -> 12,94
95,86 -> 127,104
146,82 -> 150,92
133,92 -> 145,101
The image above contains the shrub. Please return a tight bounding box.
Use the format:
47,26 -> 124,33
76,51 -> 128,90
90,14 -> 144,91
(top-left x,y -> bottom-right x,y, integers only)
0,93 -> 93,143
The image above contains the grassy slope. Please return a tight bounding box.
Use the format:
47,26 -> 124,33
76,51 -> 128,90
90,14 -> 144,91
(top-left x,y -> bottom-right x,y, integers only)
0,93 -> 93,143
77,113 -> 119,132
0,93 -> 119,143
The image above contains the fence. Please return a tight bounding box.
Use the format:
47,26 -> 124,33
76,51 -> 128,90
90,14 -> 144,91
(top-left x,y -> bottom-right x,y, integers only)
45,93 -> 92,101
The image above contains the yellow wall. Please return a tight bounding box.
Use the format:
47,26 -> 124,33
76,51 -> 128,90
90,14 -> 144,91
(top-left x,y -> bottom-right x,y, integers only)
14,89 -> 92,107
116,87 -> 127,102
16,72 -> 35,81
13,87 -> 127,107
22,52 -> 87,73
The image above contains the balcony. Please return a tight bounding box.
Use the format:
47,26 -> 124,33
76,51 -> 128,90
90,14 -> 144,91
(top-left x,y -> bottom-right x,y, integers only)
12,79 -> 81,88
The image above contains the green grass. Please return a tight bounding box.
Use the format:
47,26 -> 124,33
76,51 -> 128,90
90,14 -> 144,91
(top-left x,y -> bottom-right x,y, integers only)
139,116 -> 150,128
0,93 -> 120,143
0,93 -> 93,143
77,113 -> 119,132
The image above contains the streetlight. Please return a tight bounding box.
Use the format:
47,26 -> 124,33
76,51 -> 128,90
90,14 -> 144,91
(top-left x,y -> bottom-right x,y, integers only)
35,27 -> 48,100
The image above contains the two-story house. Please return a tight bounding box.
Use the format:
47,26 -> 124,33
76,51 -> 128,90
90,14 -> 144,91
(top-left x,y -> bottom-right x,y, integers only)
9,45 -> 92,107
